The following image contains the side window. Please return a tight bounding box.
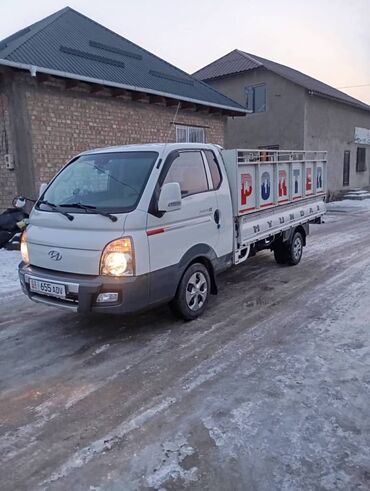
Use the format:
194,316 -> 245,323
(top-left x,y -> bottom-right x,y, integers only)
204,150 -> 222,189
164,151 -> 209,197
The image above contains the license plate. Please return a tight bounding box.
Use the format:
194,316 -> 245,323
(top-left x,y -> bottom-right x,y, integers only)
29,279 -> 66,298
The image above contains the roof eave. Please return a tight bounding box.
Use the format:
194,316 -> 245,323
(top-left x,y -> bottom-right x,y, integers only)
0,58 -> 247,116
198,65 -> 264,83
307,89 -> 370,113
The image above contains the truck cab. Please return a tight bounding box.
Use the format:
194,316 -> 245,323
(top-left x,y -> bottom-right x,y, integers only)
18,144 -> 234,319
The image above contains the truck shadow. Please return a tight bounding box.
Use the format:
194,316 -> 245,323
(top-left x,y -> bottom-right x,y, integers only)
43,248 -> 301,358
10,250 -> 298,375
57,252 -> 277,340
66,304 -> 177,339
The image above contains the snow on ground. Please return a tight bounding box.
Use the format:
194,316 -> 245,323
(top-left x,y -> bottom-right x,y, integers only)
327,199 -> 370,211
0,250 -> 21,301
0,201 -> 366,303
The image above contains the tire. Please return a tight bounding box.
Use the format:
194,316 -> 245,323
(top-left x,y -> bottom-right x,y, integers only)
0,231 -> 13,249
170,263 -> 211,321
287,231 -> 304,266
273,246 -> 288,264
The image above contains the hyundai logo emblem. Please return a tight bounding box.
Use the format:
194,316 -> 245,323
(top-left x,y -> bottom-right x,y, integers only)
48,250 -> 62,261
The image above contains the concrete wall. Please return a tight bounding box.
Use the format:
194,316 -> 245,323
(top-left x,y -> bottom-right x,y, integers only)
206,68 -> 370,193
0,70 -> 226,211
207,68 -> 306,149
304,95 -> 370,193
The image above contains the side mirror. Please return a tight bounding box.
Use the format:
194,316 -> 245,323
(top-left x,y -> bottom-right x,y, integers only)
39,183 -> 48,197
158,182 -> 182,212
13,196 -> 26,209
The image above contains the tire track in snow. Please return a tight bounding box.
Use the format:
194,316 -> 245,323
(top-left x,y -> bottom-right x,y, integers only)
37,253 -> 370,488
40,397 -> 176,487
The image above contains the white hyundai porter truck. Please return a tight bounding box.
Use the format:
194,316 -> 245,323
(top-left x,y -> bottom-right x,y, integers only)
18,144 -> 326,320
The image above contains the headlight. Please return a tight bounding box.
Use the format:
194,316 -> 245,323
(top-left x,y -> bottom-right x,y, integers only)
21,231 -> 29,264
100,237 -> 134,276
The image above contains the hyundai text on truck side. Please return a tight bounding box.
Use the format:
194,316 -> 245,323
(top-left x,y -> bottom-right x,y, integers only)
18,144 -> 327,320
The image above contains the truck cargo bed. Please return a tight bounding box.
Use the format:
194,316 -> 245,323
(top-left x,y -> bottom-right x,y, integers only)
221,149 -> 327,263
237,195 -> 325,248
222,149 -> 327,216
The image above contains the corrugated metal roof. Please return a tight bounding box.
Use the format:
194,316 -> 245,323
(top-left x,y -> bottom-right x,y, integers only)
0,8 -> 246,114
194,49 -> 370,112
193,50 -> 261,81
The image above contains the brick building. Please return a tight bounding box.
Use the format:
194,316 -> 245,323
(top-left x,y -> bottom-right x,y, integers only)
0,8 -> 246,211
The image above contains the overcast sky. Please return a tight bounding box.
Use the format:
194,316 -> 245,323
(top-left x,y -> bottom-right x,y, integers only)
1,0 -> 369,104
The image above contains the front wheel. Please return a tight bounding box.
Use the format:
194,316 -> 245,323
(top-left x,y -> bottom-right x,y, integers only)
170,263 -> 211,321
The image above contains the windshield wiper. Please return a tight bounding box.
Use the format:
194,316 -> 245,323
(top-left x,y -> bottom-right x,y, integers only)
38,200 -> 74,221
85,162 -> 140,196
59,203 -> 117,222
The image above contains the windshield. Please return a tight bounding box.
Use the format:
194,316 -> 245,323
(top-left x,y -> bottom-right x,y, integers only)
39,151 -> 158,213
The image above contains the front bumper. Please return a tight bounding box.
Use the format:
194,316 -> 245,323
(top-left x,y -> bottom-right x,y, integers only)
18,263 -> 149,314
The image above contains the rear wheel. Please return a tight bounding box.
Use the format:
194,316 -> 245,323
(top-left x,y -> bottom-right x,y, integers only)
273,246 -> 288,264
170,263 -> 210,321
287,231 -> 303,265
273,231 -> 304,266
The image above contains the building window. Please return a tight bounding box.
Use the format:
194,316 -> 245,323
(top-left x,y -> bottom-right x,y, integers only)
164,151 -> 208,197
245,84 -> 266,113
176,125 -> 205,143
343,150 -> 350,186
356,147 -> 366,172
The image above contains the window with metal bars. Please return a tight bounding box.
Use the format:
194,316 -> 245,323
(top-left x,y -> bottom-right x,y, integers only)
356,147 -> 366,172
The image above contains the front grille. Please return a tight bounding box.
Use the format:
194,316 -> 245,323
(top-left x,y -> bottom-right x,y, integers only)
31,291 -> 77,304
23,273 -> 80,311
30,292 -> 78,310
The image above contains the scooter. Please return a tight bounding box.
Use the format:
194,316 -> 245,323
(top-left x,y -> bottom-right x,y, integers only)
0,197 -> 30,250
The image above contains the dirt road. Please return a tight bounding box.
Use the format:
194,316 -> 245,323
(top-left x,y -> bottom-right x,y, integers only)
1,208 -> 370,490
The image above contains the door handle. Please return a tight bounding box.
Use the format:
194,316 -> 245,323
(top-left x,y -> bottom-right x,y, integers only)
214,209 -> 221,229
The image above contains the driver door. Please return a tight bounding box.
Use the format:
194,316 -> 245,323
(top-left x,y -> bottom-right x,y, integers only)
146,150 -> 220,303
